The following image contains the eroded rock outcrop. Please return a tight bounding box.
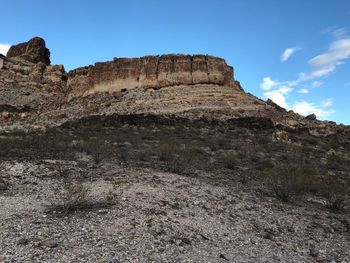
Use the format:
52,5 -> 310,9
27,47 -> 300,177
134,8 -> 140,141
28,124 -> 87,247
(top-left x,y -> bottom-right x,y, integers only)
6,37 -> 51,65
0,40 -> 66,122
1,37 -> 348,135
67,55 -> 236,98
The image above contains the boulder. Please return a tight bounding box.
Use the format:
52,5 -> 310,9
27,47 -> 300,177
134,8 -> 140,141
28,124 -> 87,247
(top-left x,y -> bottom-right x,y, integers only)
305,113 -> 317,120
7,37 -> 51,65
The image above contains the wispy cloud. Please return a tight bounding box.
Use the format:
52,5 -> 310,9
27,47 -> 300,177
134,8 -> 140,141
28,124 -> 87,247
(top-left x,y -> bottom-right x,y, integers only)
311,81 -> 323,88
297,88 -> 309,94
322,26 -> 348,38
281,47 -> 300,62
261,28 -> 350,119
298,37 -> 350,81
0,43 -> 10,55
292,99 -> 335,119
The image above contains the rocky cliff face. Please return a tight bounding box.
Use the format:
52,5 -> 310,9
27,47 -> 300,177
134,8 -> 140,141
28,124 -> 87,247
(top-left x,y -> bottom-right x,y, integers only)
0,41 -> 66,120
0,37 -> 346,135
6,37 -> 51,65
67,54 -> 236,98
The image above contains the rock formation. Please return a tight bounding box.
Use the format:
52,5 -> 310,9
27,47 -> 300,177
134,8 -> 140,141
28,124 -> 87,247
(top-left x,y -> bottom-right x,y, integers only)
0,37 -> 347,134
6,37 -> 51,65
67,55 -> 236,98
0,44 -> 66,118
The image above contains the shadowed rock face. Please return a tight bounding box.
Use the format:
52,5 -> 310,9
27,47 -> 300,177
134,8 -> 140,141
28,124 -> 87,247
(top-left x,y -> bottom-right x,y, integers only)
6,37 -> 51,65
67,54 -> 236,98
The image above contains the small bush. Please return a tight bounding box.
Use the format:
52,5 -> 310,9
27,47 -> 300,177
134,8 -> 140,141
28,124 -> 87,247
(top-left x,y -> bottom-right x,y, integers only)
269,164 -> 313,202
74,140 -> 109,164
164,156 -> 186,174
223,154 -> 238,170
317,175 -> 348,211
158,143 -> 176,162
325,194 -> 346,211
46,175 -> 115,215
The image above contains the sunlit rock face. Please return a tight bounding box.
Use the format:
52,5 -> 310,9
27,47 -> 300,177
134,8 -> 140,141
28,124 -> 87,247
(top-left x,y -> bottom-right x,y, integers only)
67,54 -> 236,98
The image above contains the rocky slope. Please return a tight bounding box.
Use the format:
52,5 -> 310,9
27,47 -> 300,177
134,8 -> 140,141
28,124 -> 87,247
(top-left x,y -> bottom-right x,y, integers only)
1,37 -> 350,263
2,36 -> 345,135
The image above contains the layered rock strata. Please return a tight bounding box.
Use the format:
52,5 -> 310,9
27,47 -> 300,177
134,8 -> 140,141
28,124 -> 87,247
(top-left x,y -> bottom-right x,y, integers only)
67,55 -> 236,98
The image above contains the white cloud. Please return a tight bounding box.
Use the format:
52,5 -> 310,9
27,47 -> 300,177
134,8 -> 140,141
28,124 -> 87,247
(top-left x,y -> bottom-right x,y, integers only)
263,85 -> 293,108
264,90 -> 289,108
261,77 -> 278,90
298,37 -> 350,81
281,47 -> 300,62
298,88 -> 309,94
321,98 -> 333,107
0,43 -> 10,55
261,33 -> 346,120
311,81 -> 323,88
292,100 -> 335,119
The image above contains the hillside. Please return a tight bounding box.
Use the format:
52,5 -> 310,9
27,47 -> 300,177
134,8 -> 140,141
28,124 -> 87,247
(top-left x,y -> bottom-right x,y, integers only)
0,37 -> 349,263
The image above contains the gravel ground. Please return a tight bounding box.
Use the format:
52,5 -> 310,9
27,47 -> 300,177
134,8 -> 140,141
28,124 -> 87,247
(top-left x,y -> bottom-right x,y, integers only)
1,159 -> 350,263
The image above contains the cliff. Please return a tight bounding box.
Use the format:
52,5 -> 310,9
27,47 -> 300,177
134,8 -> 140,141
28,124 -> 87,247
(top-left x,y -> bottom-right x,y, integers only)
67,54 -> 236,98
0,37 -> 345,135
6,37 -> 51,65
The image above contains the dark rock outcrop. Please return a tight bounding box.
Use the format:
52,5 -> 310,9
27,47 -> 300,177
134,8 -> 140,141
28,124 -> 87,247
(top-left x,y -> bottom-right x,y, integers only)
6,37 -> 51,65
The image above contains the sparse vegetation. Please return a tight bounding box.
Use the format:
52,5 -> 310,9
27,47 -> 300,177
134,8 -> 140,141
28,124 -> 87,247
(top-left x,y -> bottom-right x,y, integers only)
46,174 -> 116,215
74,139 -> 110,164
318,175 -> 348,211
223,153 -> 238,170
269,164 -> 314,202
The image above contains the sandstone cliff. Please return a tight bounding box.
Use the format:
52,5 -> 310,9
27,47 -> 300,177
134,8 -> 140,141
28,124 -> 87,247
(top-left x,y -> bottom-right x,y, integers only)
67,54 -> 236,98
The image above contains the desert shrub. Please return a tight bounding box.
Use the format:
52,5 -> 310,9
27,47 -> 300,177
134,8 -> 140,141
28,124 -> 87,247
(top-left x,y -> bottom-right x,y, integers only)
269,163 -> 349,208
0,178 -> 8,191
134,148 -> 153,162
157,143 -> 197,174
74,139 -> 110,164
164,156 -> 186,174
327,155 -> 349,171
317,175 -> 348,211
223,153 -> 239,170
46,175 -> 115,215
269,164 -> 314,202
118,147 -> 130,162
210,136 -> 230,151
325,194 -> 346,211
254,159 -> 274,171
158,143 -> 177,162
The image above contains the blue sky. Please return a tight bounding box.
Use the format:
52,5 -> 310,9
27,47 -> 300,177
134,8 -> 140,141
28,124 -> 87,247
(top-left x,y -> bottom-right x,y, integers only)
1,0 -> 350,124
